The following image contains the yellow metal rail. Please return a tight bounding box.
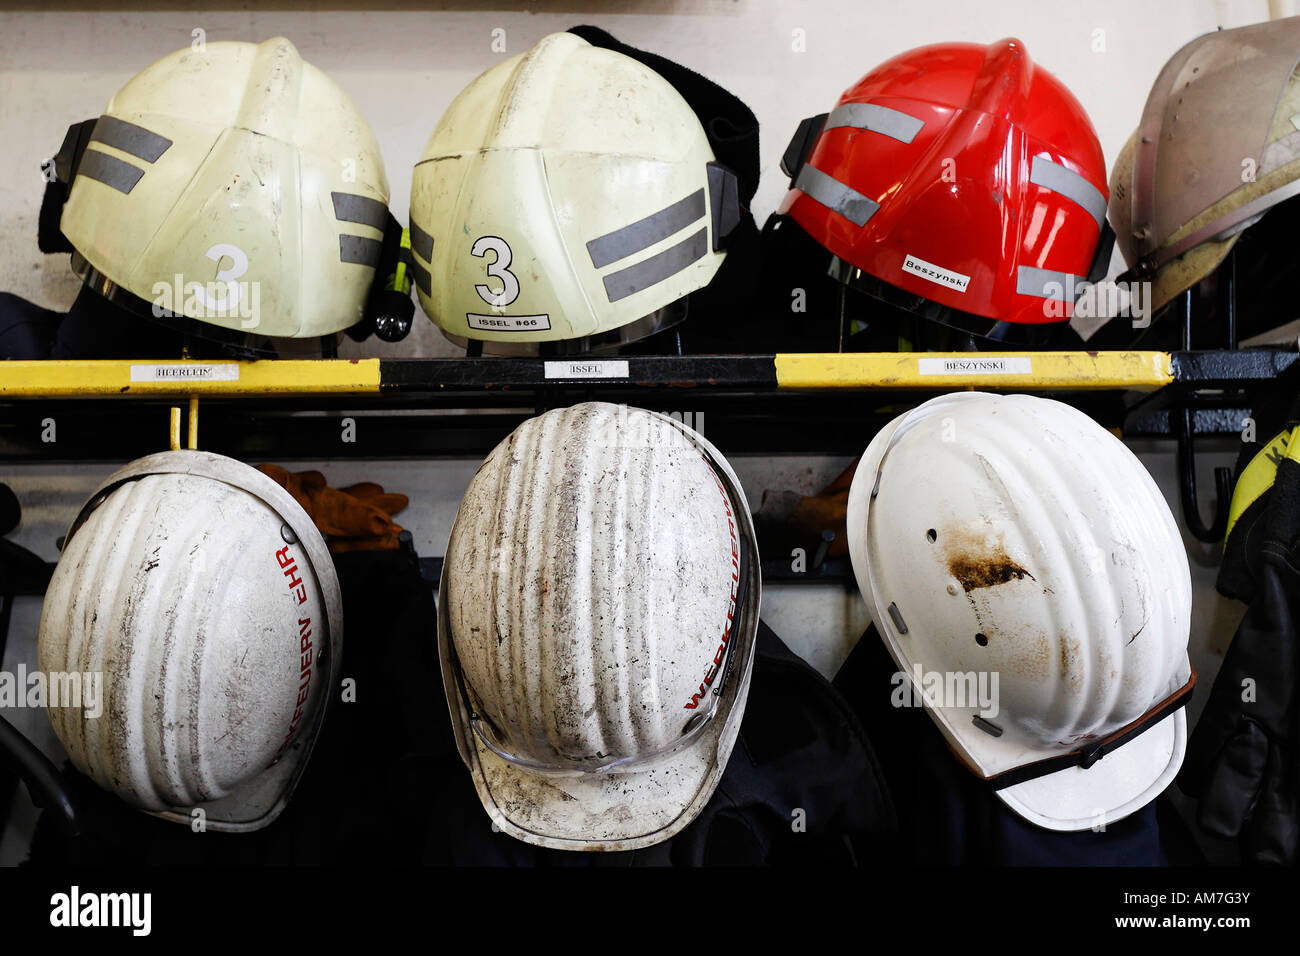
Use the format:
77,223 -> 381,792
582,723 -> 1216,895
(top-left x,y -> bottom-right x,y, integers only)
773,351 -> 1172,390
0,352 -> 1173,398
0,359 -> 381,398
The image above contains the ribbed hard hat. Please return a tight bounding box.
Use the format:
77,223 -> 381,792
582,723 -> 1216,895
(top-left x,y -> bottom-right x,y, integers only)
439,402 -> 760,849
846,392 -> 1193,831
38,451 -> 342,832
410,32 -> 729,353
60,37 -> 390,339
780,39 -> 1107,337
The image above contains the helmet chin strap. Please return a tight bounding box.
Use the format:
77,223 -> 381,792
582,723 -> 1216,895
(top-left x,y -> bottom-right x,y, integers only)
985,671 -> 1196,790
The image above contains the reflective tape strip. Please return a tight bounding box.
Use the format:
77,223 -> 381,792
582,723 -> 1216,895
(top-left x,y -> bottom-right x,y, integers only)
1029,156 -> 1106,229
90,115 -> 172,163
408,219 -> 435,262
586,189 -> 706,268
76,149 -> 145,194
1017,266 -> 1083,300
602,228 -> 707,302
339,234 -> 383,267
409,259 -> 432,297
331,192 -> 388,231
824,102 -> 924,144
793,165 -> 878,227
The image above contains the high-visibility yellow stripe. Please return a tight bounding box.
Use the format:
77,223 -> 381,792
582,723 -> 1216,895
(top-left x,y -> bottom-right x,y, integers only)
774,351 -> 1172,390
1224,425 -> 1297,542
0,359 -> 383,397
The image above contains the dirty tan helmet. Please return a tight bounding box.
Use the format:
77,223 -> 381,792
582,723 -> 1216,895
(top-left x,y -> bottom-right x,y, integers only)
1110,16 -> 1300,316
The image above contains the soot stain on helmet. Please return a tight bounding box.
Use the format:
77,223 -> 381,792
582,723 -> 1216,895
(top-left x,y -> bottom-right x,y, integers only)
940,525 -> 1034,593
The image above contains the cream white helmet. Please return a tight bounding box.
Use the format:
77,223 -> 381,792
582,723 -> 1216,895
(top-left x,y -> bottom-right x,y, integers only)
409,32 -> 739,354
37,451 -> 342,832
438,402 -> 760,849
846,392 -> 1194,831
60,37 -> 391,341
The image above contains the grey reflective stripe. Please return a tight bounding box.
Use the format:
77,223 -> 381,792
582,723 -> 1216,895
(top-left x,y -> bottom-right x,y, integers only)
339,234 -> 383,267
331,192 -> 388,231
408,220 -> 434,262
586,189 -> 706,268
1016,266 -> 1082,300
824,102 -> 924,144
90,115 -> 172,163
409,259 -> 432,296
793,165 -> 878,227
76,149 -> 145,194
1029,156 -> 1106,229
602,228 -> 707,302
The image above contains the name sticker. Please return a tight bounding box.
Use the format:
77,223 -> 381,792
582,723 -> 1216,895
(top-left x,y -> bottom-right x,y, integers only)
543,360 -> 630,380
917,357 -> 1032,376
466,313 -> 551,331
129,364 -> 240,382
902,254 -> 971,293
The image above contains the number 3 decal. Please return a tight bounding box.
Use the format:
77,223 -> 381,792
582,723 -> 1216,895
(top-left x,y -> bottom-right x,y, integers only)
194,243 -> 248,312
471,236 -> 520,307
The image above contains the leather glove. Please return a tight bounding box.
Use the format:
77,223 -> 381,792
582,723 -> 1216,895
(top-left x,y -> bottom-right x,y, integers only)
256,465 -> 409,553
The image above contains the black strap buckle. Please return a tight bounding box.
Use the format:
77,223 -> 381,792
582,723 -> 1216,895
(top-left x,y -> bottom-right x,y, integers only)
780,112 -> 828,183
706,161 -> 742,252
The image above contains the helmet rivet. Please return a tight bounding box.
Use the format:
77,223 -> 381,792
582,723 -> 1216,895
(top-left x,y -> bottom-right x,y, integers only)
280,524 -> 298,545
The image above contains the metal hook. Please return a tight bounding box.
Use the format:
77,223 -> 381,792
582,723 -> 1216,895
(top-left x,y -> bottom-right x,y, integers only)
1175,406 -> 1233,543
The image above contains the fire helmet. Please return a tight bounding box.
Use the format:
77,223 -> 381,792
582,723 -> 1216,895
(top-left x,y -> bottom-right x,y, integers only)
58,37 -> 394,342
409,32 -> 741,354
846,392 -> 1194,831
438,402 -> 760,849
779,39 -> 1109,343
38,451 -> 342,832
1110,16 -> 1300,341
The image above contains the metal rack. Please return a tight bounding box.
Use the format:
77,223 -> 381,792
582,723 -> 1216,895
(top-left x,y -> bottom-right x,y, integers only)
0,349 -> 1289,545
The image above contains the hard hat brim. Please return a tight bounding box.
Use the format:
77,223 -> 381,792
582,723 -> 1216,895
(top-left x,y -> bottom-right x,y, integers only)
991,708 -> 1186,831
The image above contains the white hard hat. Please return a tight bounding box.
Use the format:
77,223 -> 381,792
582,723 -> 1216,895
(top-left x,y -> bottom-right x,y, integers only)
60,37 -> 391,340
846,392 -> 1194,831
38,451 -> 342,832
409,32 -> 738,354
438,402 -> 760,850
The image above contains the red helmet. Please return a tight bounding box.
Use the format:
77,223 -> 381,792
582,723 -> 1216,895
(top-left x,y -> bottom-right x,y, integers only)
778,39 -> 1111,342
